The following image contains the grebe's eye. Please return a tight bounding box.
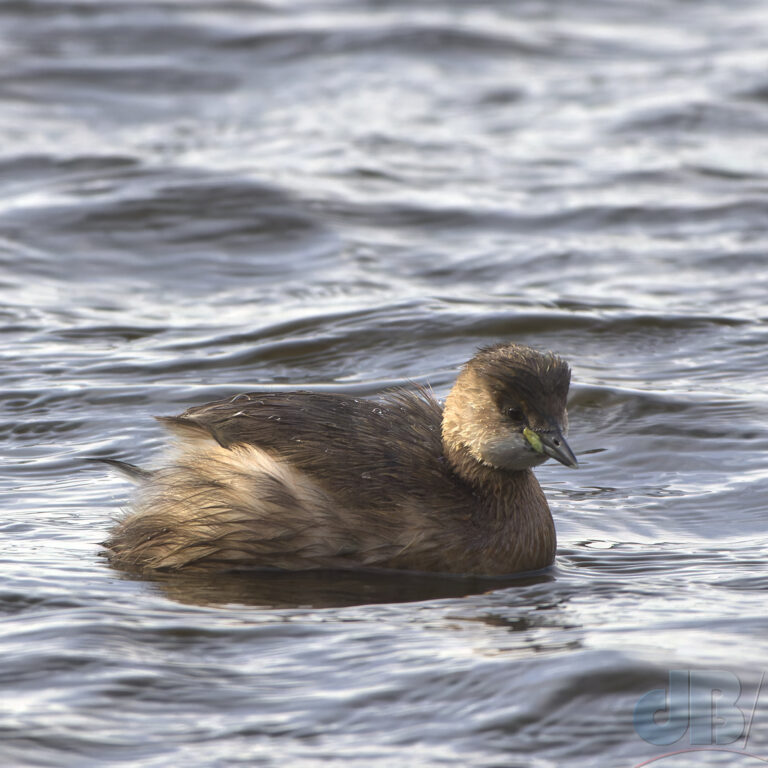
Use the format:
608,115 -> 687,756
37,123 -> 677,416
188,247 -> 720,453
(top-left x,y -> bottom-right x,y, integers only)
506,407 -> 524,421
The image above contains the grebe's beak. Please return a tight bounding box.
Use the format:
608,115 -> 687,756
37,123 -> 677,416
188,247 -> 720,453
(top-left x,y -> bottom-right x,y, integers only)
524,426 -> 578,468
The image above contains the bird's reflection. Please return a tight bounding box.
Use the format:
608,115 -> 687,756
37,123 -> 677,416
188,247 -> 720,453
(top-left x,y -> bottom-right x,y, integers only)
142,567 -> 556,609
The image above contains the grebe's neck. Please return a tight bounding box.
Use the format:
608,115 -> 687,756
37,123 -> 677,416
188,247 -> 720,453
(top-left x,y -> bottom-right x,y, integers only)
442,439 -> 556,572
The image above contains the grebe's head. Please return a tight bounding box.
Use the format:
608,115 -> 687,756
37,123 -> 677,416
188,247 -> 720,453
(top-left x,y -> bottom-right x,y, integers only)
442,343 -> 577,471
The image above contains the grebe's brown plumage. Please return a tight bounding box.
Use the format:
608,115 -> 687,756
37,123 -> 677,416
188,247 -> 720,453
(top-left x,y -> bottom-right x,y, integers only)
105,343 -> 577,576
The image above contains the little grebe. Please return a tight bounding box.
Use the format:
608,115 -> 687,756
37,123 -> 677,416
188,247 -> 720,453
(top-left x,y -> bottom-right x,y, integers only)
105,343 -> 577,576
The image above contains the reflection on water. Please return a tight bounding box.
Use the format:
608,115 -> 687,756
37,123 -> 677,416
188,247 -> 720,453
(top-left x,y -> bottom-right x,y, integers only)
145,567 -> 556,610
2,0 -> 768,766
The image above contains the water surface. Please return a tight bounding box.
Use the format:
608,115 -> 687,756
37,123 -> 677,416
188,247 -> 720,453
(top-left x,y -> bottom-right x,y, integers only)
2,1 -> 768,766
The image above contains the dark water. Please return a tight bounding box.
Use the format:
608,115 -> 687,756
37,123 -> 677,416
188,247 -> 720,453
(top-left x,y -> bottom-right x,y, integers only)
3,1 -> 768,766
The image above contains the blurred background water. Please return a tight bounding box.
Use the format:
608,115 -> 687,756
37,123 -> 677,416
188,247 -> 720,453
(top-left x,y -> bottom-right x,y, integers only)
2,1 -> 768,766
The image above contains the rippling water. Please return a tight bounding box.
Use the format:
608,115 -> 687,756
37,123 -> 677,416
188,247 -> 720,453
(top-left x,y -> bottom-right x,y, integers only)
3,1 -> 768,766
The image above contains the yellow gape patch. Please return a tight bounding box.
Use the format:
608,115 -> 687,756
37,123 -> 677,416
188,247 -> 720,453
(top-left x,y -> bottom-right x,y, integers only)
523,427 -> 543,454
